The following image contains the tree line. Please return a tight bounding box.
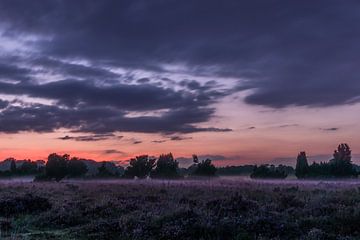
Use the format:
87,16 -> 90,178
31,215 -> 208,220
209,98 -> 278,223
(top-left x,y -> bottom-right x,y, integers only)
33,153 -> 217,181
295,143 -> 357,178
249,143 -> 358,179
0,143 -> 357,181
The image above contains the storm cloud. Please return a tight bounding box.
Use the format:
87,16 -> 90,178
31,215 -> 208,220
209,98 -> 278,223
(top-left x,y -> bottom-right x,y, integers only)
0,0 -> 359,136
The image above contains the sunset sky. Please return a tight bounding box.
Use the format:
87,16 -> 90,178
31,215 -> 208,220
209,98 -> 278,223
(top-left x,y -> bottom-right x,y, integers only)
0,0 -> 359,166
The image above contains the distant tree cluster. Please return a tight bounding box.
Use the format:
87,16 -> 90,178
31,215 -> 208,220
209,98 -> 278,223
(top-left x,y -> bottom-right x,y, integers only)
0,158 -> 43,177
37,154 -> 87,181
250,164 -> 288,179
217,165 -> 256,176
36,153 -> 121,181
189,155 -> 217,176
123,153 -> 217,179
295,144 -> 358,178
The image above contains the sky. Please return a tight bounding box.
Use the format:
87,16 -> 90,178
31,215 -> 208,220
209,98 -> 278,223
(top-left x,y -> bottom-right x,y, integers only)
0,0 -> 359,166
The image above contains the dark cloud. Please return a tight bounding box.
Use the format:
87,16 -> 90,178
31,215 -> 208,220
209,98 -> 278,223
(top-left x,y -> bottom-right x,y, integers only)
133,141 -> 142,145
278,124 -> 299,128
321,127 -> 339,131
31,57 -> 121,81
170,136 -> 192,141
152,140 -> 167,143
58,134 -> 116,142
0,80 -> 210,111
0,76 -> 233,134
0,102 -> 229,134
0,99 -> 9,109
103,149 -> 125,155
176,154 -> 240,166
0,62 -> 32,83
0,0 -> 358,112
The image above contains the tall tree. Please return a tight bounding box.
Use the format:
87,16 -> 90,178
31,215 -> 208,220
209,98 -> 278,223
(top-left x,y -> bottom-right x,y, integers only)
329,143 -> 357,177
46,153 -> 69,181
10,159 -> 17,174
295,152 -> 309,178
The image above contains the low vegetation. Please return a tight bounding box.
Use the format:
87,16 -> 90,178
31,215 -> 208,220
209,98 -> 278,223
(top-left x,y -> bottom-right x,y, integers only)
0,179 -> 360,239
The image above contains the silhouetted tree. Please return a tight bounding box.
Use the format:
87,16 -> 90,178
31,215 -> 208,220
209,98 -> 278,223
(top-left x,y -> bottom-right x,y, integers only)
191,158 -> 217,177
216,165 -> 256,176
67,158 -> 87,177
123,155 -> 156,178
17,160 -> 38,175
295,152 -> 309,178
250,164 -> 287,179
97,161 -> 118,178
46,153 -> 69,181
151,153 -> 181,179
10,160 -> 16,174
295,143 -> 358,178
192,154 -> 199,164
329,143 -> 357,177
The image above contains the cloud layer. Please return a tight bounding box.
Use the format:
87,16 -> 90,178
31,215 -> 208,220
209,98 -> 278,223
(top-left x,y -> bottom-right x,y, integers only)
0,0 -> 360,136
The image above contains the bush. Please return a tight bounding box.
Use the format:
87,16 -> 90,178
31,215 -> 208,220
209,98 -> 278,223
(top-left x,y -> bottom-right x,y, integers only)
67,158 -> 88,177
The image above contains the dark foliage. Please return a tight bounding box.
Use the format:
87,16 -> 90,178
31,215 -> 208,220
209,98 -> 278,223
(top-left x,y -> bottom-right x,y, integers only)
190,155 -> 217,177
329,143 -> 357,177
10,159 -> 16,173
0,194 -> 51,217
250,165 -> 287,179
45,153 -> 70,181
296,144 -> 358,178
217,165 -> 255,176
123,155 -> 156,178
17,160 -> 39,175
67,158 -> 88,177
97,162 -> 118,178
295,151 -> 309,178
0,158 -> 42,177
1,179 -> 360,238
151,153 -> 181,179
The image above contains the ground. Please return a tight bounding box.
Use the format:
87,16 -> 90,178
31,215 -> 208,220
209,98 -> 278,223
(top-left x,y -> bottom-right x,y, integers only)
1,177 -> 360,239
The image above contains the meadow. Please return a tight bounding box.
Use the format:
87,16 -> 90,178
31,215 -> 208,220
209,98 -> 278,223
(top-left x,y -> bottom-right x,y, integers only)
1,177 -> 360,239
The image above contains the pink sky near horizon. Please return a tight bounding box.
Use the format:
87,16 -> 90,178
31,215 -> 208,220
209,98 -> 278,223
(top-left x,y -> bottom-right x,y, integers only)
1,99 -> 359,167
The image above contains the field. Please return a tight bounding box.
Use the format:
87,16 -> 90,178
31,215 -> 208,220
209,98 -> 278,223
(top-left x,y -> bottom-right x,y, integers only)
1,177 -> 360,239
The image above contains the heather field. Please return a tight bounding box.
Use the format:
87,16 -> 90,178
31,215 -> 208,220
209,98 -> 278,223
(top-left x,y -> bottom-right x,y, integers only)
0,178 -> 359,240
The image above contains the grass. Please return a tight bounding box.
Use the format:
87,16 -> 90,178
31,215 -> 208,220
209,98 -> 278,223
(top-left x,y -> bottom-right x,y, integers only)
0,177 -> 360,239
